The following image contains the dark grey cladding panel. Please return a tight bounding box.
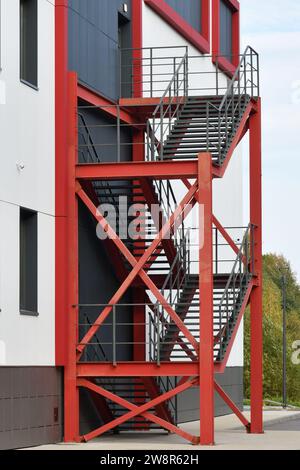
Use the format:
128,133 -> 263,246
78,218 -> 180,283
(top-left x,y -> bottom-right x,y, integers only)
78,103 -> 132,164
177,367 -> 244,423
68,0 -> 132,101
164,0 -> 201,32
0,367 -> 63,450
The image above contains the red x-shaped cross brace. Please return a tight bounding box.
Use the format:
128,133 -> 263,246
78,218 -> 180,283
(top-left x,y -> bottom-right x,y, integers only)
78,377 -> 199,443
76,180 -> 199,359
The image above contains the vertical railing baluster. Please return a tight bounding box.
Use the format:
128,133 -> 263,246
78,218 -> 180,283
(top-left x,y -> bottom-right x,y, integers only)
215,228 -> 218,274
113,305 -> 116,366
244,55 -> 247,97
216,57 -> 219,96
160,102 -> 164,160
150,48 -> 153,98
152,115 -> 155,161
146,120 -> 150,161
117,105 -> 121,163
156,304 -> 160,366
250,50 -> 254,97
206,102 -> 210,152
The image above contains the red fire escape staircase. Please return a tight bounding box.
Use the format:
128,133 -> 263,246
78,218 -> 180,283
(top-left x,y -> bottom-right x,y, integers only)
64,46 -> 262,445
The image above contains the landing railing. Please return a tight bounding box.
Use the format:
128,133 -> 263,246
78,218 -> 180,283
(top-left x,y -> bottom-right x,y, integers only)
78,303 -> 198,365
120,46 -> 188,99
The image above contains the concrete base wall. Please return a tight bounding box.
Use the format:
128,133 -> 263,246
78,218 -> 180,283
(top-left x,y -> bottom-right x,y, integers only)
0,367 -> 63,450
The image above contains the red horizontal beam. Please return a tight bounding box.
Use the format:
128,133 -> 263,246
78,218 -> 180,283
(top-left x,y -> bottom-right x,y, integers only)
119,96 -> 183,107
77,362 -> 199,377
76,159 -> 208,181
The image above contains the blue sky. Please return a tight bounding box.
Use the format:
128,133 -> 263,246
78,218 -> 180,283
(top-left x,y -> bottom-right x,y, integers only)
240,0 -> 300,281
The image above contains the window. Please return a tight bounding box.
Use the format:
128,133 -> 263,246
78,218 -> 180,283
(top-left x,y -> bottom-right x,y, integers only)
20,0 -> 38,88
164,0 -> 202,33
20,208 -> 38,315
144,0 -> 210,54
212,0 -> 240,75
220,0 -> 232,62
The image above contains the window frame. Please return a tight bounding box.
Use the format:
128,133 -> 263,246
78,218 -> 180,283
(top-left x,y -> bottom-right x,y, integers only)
20,0 -> 39,90
144,0 -> 210,54
212,0 -> 240,76
19,207 -> 39,317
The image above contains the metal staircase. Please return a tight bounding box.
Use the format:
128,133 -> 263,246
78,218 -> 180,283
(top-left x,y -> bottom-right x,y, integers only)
146,46 -> 259,166
75,45 -> 260,438
162,94 -> 250,163
158,224 -> 253,363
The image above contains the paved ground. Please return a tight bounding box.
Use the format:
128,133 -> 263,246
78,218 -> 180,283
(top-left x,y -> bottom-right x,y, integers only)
25,410 -> 300,451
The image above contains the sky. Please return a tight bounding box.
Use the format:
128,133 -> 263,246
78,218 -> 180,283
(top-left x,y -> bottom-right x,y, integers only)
240,0 -> 300,281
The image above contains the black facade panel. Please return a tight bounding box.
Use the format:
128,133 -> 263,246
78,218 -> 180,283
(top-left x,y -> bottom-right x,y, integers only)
164,0 -> 201,32
68,0 -> 132,100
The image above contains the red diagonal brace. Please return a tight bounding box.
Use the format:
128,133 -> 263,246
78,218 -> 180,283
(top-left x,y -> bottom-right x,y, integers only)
214,381 -> 250,430
183,180 -> 245,263
76,182 -> 199,356
78,378 -> 199,443
213,214 -> 246,263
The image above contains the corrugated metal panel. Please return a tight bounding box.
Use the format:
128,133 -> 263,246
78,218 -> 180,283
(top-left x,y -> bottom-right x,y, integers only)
164,0 -> 201,32
0,367 -> 63,450
68,0 -> 131,100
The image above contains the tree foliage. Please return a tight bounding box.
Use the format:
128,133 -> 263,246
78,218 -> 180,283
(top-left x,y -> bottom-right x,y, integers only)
244,254 -> 300,404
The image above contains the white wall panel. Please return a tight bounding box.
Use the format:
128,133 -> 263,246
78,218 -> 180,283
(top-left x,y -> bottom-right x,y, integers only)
0,0 -> 55,365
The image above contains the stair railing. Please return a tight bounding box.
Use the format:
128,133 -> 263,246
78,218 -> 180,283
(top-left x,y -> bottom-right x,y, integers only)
158,229 -> 191,344
206,46 -> 259,165
215,223 -> 254,360
146,50 -> 189,162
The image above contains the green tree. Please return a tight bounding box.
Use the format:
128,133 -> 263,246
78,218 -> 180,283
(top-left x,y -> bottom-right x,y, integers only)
244,254 -> 300,405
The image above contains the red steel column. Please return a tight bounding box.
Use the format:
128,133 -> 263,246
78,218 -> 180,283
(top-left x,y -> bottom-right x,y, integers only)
198,153 -> 214,445
249,99 -> 263,434
64,72 -> 79,442
132,0 -> 143,98
55,0 -> 68,365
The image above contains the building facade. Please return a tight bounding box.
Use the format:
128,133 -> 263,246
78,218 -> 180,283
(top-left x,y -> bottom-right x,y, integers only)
0,0 -> 262,449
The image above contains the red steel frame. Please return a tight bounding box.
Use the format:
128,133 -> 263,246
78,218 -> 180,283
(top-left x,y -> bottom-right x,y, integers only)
55,0 -> 68,366
57,0 -> 263,446
63,86 -> 262,444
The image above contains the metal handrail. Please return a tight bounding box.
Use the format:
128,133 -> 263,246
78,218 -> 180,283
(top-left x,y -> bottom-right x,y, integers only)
206,46 -> 259,165
220,46 -> 259,109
